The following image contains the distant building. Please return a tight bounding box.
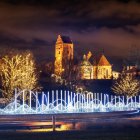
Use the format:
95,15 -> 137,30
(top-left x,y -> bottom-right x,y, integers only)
93,54 -> 112,79
122,65 -> 140,77
78,54 -> 93,79
53,35 -> 113,80
54,35 -> 73,77
78,53 -> 113,80
122,46 -> 140,77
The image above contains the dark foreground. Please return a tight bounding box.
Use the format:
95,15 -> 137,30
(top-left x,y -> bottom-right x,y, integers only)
0,128 -> 140,140
0,111 -> 140,140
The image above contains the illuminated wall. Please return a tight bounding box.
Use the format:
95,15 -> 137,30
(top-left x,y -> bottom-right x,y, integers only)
78,55 -> 93,79
94,54 -> 112,79
78,54 -> 112,80
54,35 -> 73,77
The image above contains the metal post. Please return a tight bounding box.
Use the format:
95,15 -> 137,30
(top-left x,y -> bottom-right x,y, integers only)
52,115 -> 56,132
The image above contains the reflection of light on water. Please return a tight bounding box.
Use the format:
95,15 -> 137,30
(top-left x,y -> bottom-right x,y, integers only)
19,128 -> 53,133
17,122 -> 74,132
75,122 -> 87,130
59,123 -> 74,131
17,122 -> 75,132
18,124 -> 73,133
26,121 -> 63,126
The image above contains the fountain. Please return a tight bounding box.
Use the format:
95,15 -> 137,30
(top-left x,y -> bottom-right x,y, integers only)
0,89 -> 140,114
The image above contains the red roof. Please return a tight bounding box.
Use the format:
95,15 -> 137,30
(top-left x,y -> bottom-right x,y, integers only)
98,54 -> 111,66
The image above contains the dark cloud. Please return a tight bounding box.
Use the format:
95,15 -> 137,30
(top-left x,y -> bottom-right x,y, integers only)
0,0 -> 140,69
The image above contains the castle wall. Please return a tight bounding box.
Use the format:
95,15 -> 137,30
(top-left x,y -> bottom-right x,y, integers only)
54,35 -> 73,77
96,66 -> 112,79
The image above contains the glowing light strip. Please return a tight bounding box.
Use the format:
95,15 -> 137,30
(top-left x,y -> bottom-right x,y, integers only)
0,90 -> 140,114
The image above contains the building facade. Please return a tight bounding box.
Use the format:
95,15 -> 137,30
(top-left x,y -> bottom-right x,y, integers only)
54,35 -> 73,77
78,54 -> 113,80
78,55 -> 93,79
122,65 -> 140,77
54,35 -> 113,80
93,54 -> 112,79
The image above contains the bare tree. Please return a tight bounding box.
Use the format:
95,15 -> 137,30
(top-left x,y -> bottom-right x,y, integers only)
111,74 -> 140,97
0,52 -> 39,102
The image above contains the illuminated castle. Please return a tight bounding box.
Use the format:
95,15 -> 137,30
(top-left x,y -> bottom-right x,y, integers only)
78,54 -> 93,79
54,35 -> 73,77
54,35 -> 112,79
78,53 -> 112,80
93,54 -> 112,79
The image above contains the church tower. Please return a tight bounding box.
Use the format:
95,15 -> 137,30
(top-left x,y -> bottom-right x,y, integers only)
54,35 -> 73,77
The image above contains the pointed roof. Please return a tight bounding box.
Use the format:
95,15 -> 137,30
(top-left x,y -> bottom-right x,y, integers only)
98,54 -> 111,66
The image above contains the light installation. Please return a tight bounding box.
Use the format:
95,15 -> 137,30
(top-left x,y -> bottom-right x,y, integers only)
0,89 -> 140,114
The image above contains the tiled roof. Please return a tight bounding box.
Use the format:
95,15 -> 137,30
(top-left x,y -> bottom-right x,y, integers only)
98,54 -> 111,66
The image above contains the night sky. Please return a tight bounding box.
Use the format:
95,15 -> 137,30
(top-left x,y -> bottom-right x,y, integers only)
0,0 -> 140,69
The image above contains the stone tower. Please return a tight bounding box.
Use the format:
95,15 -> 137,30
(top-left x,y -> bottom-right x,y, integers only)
54,35 -> 73,77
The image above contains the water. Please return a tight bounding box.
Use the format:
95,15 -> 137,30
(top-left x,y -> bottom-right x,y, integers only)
0,89 -> 140,114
